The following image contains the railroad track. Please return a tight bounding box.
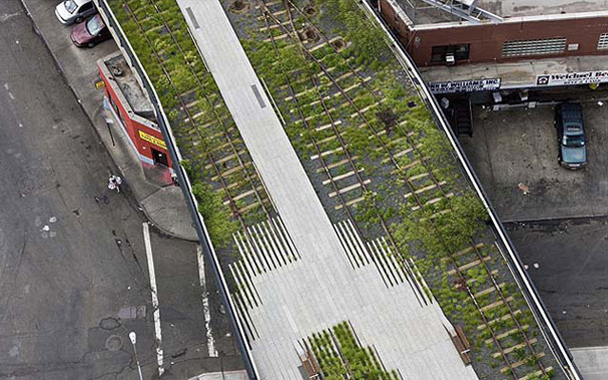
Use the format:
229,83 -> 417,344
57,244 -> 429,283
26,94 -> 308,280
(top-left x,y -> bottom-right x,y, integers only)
121,0 -> 275,227
256,0 -> 432,303
252,0 -> 552,377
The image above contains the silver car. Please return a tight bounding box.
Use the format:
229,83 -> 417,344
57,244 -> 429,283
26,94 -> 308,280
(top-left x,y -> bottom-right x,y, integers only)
55,0 -> 97,25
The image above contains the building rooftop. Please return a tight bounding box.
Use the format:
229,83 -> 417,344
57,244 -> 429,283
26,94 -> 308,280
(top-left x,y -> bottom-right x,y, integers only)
479,0 -> 608,18
101,53 -> 156,121
394,0 -> 608,27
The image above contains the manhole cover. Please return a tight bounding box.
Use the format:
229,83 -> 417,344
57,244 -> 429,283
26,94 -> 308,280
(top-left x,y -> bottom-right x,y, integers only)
105,335 -> 124,351
100,317 -> 120,330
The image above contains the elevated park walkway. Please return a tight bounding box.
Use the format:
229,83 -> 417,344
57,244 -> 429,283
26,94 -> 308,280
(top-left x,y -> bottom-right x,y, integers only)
94,0 -> 582,379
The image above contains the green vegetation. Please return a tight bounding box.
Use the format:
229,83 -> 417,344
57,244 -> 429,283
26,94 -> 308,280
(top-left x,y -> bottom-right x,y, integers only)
109,0 -> 563,377
309,322 -> 398,379
394,190 -> 487,260
110,0 -> 272,250
192,183 -> 238,247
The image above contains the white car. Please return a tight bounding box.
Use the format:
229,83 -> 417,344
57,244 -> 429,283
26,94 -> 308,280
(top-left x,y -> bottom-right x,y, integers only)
55,0 -> 97,25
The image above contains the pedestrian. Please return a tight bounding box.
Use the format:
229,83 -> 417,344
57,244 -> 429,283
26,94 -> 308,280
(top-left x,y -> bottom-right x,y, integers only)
108,175 -> 122,193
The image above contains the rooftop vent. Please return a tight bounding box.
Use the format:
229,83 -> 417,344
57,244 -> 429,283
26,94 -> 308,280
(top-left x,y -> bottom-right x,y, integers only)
111,65 -> 124,77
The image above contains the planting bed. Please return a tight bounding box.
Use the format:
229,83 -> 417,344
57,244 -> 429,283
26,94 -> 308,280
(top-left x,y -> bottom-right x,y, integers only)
220,0 -> 564,378
108,0 -> 289,265
306,321 -> 399,379
107,0 -> 566,378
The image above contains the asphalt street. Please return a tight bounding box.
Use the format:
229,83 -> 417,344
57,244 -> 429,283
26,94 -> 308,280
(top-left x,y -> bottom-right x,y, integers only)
0,2 -> 241,379
507,218 -> 608,348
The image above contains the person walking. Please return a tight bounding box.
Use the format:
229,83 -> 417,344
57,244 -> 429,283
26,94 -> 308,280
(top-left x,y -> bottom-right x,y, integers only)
108,175 -> 122,193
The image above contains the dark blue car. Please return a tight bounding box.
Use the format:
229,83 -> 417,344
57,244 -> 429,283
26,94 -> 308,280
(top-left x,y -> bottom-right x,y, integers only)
555,103 -> 586,169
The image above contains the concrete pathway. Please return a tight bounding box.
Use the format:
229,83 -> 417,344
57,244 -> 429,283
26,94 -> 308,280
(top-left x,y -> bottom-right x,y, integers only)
571,346 -> 608,380
177,0 -> 478,378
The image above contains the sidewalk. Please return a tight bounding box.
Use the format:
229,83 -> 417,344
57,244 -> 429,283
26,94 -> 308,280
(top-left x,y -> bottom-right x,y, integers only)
20,0 -> 197,241
571,347 -> 608,380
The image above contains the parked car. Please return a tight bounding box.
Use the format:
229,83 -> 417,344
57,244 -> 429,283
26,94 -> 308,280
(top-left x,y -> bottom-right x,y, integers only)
55,0 -> 97,25
555,103 -> 587,169
70,14 -> 112,48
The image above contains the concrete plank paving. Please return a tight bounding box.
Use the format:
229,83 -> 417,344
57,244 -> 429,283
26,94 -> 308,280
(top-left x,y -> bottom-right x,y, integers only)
176,0 -> 479,378
571,347 -> 608,380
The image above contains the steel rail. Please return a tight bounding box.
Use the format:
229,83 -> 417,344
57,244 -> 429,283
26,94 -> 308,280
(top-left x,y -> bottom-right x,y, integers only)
146,0 -> 274,221
121,3 -> 250,230
470,242 -> 547,376
358,0 -> 580,378
277,0 -> 428,300
260,0 -> 431,292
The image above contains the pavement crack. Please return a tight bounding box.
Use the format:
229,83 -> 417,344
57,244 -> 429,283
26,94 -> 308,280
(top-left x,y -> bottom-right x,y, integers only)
0,12 -> 21,23
0,229 -> 27,326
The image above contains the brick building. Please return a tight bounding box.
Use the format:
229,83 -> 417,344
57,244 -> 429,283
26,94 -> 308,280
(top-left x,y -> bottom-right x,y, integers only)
377,1 -> 608,135
380,0 -> 608,67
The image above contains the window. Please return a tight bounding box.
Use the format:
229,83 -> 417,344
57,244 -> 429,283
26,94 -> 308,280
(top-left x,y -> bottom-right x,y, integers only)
502,38 -> 566,58
598,33 -> 608,50
431,44 -> 470,63
79,2 -> 94,11
64,0 -> 77,13
86,15 -> 103,36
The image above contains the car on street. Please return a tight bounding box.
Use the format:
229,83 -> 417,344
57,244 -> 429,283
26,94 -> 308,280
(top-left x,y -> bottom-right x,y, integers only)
70,14 -> 112,48
55,0 -> 97,25
555,103 -> 587,169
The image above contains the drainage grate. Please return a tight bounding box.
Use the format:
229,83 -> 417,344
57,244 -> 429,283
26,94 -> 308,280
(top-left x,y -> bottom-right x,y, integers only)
186,7 -> 199,29
251,84 -> 266,108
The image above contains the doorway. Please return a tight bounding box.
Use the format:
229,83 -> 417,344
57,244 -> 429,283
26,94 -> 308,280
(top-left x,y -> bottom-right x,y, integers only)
151,147 -> 169,167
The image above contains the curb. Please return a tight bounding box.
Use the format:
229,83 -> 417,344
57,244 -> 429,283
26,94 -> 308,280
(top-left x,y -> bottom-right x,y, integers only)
139,194 -> 199,242
503,213 -> 608,225
19,0 -> 196,242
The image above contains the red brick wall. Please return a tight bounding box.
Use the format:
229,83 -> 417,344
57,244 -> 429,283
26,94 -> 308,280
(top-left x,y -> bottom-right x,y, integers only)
379,0 -> 608,66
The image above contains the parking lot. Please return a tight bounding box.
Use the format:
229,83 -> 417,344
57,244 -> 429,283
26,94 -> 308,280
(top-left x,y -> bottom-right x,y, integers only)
459,91 -> 608,350
461,97 -> 608,222
507,218 -> 608,348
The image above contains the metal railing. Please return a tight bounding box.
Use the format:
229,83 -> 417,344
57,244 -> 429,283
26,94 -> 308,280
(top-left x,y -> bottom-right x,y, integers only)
360,1 -> 582,378
93,0 -> 581,378
93,1 -> 260,378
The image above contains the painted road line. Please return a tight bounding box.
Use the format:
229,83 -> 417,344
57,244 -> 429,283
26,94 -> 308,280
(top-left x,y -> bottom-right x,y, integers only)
197,245 -> 218,357
143,222 -> 165,376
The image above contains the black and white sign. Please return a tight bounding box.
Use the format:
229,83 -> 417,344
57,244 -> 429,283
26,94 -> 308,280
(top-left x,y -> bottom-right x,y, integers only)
429,78 -> 501,94
536,70 -> 608,86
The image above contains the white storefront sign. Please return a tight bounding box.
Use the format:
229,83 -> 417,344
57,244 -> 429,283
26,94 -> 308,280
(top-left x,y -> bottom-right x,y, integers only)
429,78 -> 501,94
536,70 -> 608,86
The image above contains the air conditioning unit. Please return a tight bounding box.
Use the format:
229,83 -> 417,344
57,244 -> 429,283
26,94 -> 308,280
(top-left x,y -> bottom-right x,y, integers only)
445,54 -> 455,66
